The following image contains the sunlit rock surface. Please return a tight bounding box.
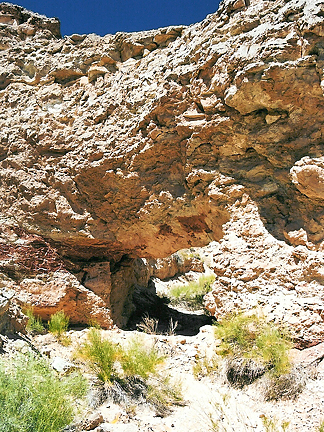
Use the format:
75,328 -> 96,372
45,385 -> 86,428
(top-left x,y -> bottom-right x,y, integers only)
1,0 -> 324,339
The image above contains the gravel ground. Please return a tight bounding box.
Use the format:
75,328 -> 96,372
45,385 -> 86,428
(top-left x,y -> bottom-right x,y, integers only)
2,321 -> 321,432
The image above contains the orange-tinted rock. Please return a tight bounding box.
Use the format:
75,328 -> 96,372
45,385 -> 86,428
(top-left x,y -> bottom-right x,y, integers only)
1,1 -> 324,334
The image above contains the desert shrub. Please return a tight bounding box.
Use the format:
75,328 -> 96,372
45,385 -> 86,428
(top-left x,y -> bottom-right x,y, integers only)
48,310 -> 69,338
77,328 -> 120,382
215,313 -> 260,356
255,325 -> 291,376
168,274 -> 215,309
25,309 -> 45,334
77,330 -> 164,383
166,317 -> 178,336
77,330 -> 183,415
0,353 -> 87,432
214,313 -> 292,387
120,337 -> 164,379
87,318 -> 101,329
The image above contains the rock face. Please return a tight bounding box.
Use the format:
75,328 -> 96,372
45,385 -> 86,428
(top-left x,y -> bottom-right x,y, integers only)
204,197 -> 324,347
1,0 -> 324,339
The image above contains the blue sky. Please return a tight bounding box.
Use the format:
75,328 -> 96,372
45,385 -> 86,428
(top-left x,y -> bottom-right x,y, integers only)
14,0 -> 221,36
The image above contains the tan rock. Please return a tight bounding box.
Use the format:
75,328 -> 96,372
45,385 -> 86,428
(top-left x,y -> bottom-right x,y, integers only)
81,412 -> 104,431
203,198 -> 324,345
0,0 -> 324,335
291,157 -> 324,200
87,65 -> 108,82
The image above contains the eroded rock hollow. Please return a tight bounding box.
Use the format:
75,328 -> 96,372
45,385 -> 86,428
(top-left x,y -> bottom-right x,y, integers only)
1,0 -> 324,341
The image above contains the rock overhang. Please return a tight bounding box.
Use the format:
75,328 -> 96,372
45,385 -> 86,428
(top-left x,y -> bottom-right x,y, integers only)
1,0 -> 324,335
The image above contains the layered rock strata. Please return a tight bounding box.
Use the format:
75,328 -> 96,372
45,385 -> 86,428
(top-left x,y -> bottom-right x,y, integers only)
1,0 -> 324,339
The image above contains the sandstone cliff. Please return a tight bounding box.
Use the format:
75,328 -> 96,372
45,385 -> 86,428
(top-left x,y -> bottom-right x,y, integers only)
1,0 -> 324,341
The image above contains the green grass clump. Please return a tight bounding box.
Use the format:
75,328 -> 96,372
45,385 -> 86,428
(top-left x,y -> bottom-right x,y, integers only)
214,312 -> 292,388
77,329 -> 182,415
255,325 -> 291,376
77,328 -> 120,382
168,274 -> 215,309
215,312 -> 257,356
0,353 -> 87,432
48,310 -> 69,338
120,338 -> 164,379
25,309 -> 45,334
78,330 -> 163,383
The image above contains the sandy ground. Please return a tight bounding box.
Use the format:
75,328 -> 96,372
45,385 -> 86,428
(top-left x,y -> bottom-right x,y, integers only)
3,321 -> 322,432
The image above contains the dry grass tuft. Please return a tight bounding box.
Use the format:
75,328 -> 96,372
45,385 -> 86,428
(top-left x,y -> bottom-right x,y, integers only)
263,366 -> 307,401
136,313 -> 159,334
225,356 -> 266,389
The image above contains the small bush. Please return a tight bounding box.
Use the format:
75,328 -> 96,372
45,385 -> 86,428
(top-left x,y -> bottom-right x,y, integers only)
214,313 -> 259,356
137,314 -> 159,334
88,318 -> 101,329
121,337 -> 164,379
0,353 -> 87,432
168,274 -> 215,309
25,309 -> 45,334
77,328 -> 120,382
255,325 -> 291,376
166,318 -> 178,336
77,330 -> 183,416
48,310 -> 69,338
214,313 -> 292,387
78,331 -> 163,382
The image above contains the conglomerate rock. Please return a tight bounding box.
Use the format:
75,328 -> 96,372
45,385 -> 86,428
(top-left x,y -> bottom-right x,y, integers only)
1,0 -> 324,339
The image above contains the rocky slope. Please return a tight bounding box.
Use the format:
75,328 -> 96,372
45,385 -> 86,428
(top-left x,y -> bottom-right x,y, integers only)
1,0 -> 324,341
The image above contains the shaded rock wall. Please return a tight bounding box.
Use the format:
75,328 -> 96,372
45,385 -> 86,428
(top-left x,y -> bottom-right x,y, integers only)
1,0 -> 324,335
